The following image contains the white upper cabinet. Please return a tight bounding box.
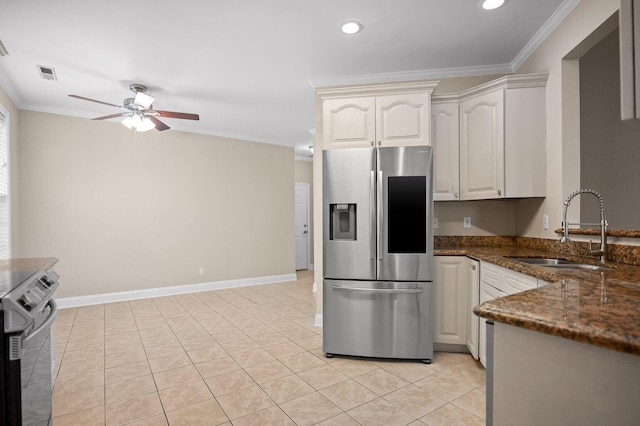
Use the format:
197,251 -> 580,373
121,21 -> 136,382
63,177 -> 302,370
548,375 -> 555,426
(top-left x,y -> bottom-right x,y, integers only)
431,99 -> 460,201
317,81 -> 438,150
322,97 -> 375,149
460,90 -> 505,199
459,74 -> 548,200
375,93 -> 431,147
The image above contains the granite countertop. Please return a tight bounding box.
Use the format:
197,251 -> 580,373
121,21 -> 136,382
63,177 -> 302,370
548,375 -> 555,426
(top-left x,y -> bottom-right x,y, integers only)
0,257 -> 58,272
435,246 -> 640,356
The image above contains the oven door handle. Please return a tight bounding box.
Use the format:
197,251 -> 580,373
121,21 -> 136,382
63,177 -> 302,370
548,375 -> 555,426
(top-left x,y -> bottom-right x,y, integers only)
23,299 -> 57,345
332,286 -> 423,294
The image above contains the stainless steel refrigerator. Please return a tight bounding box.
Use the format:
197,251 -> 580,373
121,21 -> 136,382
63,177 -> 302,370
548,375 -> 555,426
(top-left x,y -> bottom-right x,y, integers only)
323,146 -> 434,362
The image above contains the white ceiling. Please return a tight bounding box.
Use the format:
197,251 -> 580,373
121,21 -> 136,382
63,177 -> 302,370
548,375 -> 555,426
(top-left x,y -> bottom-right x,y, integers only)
0,0 -> 573,156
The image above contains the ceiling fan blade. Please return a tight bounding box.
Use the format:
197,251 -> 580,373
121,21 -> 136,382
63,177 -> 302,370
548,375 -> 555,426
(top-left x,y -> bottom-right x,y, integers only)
68,94 -> 121,109
149,116 -> 170,131
155,110 -> 200,120
134,91 -> 155,109
92,113 -> 127,120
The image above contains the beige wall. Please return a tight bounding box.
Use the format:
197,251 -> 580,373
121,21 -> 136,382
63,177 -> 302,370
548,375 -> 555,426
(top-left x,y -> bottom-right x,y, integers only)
18,111 -> 295,298
0,85 -> 21,256
295,159 -> 314,265
580,29 -> 640,229
434,201 -> 517,236
515,0 -> 620,237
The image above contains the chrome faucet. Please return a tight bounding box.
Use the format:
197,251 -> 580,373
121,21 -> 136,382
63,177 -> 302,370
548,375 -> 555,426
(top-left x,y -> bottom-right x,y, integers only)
561,188 -> 608,262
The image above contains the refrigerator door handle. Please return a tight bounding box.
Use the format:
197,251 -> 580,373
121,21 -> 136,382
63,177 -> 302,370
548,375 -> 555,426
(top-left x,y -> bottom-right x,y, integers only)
377,170 -> 383,261
332,286 -> 423,294
370,170 -> 376,261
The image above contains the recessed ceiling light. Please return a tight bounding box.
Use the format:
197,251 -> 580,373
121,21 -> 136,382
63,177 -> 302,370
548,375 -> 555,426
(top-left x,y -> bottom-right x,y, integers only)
482,0 -> 505,10
341,20 -> 363,35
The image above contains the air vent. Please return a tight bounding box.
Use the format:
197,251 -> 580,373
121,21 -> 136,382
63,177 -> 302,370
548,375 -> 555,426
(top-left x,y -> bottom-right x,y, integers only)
37,65 -> 57,81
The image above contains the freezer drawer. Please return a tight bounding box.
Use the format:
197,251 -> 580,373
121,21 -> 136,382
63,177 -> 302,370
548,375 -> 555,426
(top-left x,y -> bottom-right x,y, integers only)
323,279 -> 433,361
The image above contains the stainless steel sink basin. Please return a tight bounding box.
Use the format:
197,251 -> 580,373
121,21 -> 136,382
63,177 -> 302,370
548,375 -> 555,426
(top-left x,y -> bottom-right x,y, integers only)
510,258 -> 612,271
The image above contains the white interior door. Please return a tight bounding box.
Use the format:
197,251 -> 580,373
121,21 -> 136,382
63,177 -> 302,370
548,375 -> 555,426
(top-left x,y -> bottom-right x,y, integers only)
295,183 -> 309,270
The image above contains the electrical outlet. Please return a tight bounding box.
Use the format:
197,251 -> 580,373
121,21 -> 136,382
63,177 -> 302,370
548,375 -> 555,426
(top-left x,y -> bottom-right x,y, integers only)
434,218 -> 439,228
198,267 -> 205,276
463,217 -> 471,228
543,214 -> 549,230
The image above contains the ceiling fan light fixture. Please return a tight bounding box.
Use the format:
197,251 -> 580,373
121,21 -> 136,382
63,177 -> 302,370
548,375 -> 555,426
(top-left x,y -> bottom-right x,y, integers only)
341,20 -> 363,35
136,117 -> 156,132
134,91 -> 155,109
122,114 -> 155,132
481,0 -> 505,10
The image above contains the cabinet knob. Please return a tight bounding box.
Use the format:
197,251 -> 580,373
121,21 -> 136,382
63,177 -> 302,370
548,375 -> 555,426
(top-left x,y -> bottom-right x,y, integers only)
471,264 -> 477,271
497,189 -> 502,196
370,141 -> 374,146
455,193 -> 459,199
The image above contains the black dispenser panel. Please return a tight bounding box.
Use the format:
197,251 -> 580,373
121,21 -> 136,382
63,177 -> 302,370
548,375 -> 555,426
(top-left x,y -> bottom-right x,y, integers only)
330,204 -> 357,240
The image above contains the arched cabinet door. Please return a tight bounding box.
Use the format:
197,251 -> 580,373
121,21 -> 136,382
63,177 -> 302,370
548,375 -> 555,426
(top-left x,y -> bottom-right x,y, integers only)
322,97 -> 375,149
375,93 -> 431,148
321,91 -> 432,150
459,89 -> 505,200
431,100 -> 460,201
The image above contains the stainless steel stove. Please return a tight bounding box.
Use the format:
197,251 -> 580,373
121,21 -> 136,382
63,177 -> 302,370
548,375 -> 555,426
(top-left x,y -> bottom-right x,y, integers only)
0,268 -> 59,426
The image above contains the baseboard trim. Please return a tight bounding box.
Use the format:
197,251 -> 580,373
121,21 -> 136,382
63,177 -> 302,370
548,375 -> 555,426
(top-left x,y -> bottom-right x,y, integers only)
56,273 -> 298,308
314,313 -> 323,327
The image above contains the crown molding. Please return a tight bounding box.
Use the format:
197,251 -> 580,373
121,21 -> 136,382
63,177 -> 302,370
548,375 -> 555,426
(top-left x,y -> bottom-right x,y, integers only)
511,0 -> 582,71
17,102 -> 303,148
20,103 -> 99,119
309,63 -> 513,89
458,73 -> 549,99
431,93 -> 462,103
316,79 -> 440,100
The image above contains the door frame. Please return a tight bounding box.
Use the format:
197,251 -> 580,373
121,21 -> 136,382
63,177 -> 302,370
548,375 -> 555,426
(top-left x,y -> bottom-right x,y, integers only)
0,104 -> 11,259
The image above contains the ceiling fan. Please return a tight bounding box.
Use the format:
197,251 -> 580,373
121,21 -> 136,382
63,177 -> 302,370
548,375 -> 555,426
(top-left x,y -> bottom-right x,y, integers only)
69,84 -> 199,132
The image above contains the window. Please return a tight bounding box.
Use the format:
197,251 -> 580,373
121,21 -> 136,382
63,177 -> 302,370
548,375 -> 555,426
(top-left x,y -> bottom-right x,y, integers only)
0,110 -> 9,258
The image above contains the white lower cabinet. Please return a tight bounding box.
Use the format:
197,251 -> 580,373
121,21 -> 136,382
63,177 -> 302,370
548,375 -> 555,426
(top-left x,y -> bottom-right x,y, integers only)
434,256 -> 469,346
479,281 -> 507,367
478,261 -> 540,367
435,256 -> 548,366
466,259 -> 480,359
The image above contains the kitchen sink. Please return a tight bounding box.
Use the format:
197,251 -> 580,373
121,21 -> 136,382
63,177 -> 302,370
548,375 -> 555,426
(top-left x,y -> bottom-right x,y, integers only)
510,258 -> 612,271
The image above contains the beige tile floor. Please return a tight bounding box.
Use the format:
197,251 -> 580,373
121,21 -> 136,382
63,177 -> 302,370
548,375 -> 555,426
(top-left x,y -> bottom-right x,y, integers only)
52,270 -> 486,425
